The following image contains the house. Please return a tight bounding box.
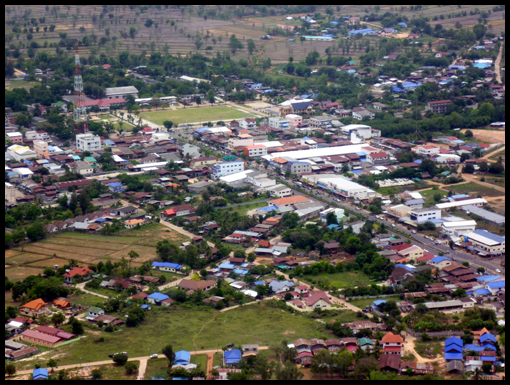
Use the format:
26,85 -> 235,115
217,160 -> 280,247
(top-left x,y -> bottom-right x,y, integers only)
110,206 -> 138,217
397,246 -> 424,261
151,262 -> 183,273
444,337 -> 464,361
36,325 -> 76,341
380,354 -> 401,372
358,337 -> 375,352
342,337 -> 358,353
20,329 -> 61,347
325,339 -> 342,353
86,306 -> 105,320
344,321 -> 380,334
389,266 -> 415,285
147,292 -> 170,305
19,298 -> 50,319
446,360 -> 464,374
268,280 -> 295,294
174,350 -> 191,365
170,204 -> 196,217
310,339 -> 327,354
400,361 -> 434,375
425,100 -> 451,114
366,152 -> 389,165
224,349 -> 242,366
242,344 -> 259,355
53,299 -> 71,309
304,291 -> 332,308
32,368 -> 49,380
63,266 -> 94,283
178,280 -> 217,293
381,332 -> 403,355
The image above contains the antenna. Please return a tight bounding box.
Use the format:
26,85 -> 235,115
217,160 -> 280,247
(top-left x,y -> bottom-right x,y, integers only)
73,42 -> 87,131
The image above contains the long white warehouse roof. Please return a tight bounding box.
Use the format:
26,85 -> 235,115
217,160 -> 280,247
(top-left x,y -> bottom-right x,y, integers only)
436,198 -> 487,209
441,220 -> 477,228
219,170 -> 254,183
267,144 -> 368,160
303,174 -> 372,192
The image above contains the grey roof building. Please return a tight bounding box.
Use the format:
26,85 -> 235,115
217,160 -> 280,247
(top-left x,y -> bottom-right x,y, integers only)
460,205 -> 505,226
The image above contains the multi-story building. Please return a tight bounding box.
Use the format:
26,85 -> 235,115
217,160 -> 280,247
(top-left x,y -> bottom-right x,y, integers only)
33,140 -> 49,159
285,114 -> 303,128
6,132 -> 23,143
105,86 -> 138,99
73,160 -> 93,176
366,152 -> 389,165
228,136 -> 254,150
212,161 -> 245,179
286,161 -> 312,175
76,133 -> 101,152
352,109 -> 375,121
268,117 -> 291,130
409,207 -> 441,224
244,145 -> 267,158
412,145 -> 441,156
460,229 -> 505,256
309,116 -> 334,128
425,100 -> 451,114
267,184 -> 292,198
239,119 -> 257,129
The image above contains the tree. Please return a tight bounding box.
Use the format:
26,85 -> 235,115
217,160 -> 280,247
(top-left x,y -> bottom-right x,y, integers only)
47,359 -> 58,369
275,360 -> 303,381
254,354 -> 275,380
477,267 -> 486,274
200,269 -> 208,279
5,362 -> 16,377
353,357 -> 379,380
91,369 -> 102,379
433,193 -> 443,203
162,344 -> 175,363
124,361 -> 137,374
71,320 -> 84,335
482,363 -> 492,374
51,312 -> 65,327
113,353 -> 128,365
128,250 -> 139,269
247,39 -> 256,55
163,120 -> 174,131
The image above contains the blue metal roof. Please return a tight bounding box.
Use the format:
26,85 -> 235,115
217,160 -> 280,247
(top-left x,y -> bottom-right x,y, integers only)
444,353 -> 463,360
373,300 -> 387,306
174,350 -> 191,364
33,368 -> 49,379
232,269 -> 248,275
254,281 -> 265,286
476,275 -> 501,282
481,344 -> 497,351
224,349 -> 242,364
395,264 -> 414,272
474,289 -> 491,295
480,333 -> 496,343
108,182 -> 123,187
152,262 -> 182,269
219,263 -> 235,270
141,304 -> 151,309
445,337 -> 463,348
392,86 -> 404,92
352,170 -> 364,174
472,229 -> 505,244
431,256 -> 451,264
481,356 -> 496,362
147,292 -> 170,301
464,344 -> 484,352
258,206 -> 278,213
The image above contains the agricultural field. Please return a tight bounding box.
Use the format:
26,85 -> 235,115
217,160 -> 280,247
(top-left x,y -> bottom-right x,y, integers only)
4,223 -> 188,281
447,182 -> 504,197
23,303 -> 335,367
139,105 -> 254,126
302,271 -> 372,289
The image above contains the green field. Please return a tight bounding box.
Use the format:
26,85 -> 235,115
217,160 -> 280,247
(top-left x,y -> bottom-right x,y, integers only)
24,303 -> 334,368
145,355 -> 208,379
67,291 -> 106,308
489,149 -> 505,161
419,189 -> 449,207
226,201 -> 269,216
5,80 -> 38,90
349,296 -> 401,310
447,182 -> 503,197
414,340 -> 445,359
139,106 -> 254,126
302,271 -> 372,289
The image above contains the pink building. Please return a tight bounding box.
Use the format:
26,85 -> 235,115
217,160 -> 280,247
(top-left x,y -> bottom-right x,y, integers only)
285,114 -> 303,129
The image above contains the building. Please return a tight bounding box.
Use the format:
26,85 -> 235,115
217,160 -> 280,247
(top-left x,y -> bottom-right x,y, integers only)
409,207 -> 441,224
151,262 -> 183,273
228,137 -> 254,150
287,161 -> 312,175
74,160 -> 94,176
460,230 -> 505,256
397,245 -> 424,261
76,133 -> 102,152
441,220 -> 477,237
404,199 -> 425,209
6,132 -> 23,143
19,298 -> 49,319
212,161 -> 245,179
285,114 -> 303,128
20,329 -> 61,347
425,100 -> 451,114
304,291 -> 333,309
320,208 -> 345,223
147,292 -> 170,305
268,117 -> 291,130
381,332 -> 404,355
63,266 -> 94,283
268,195 -> 311,208
345,220 -> 365,234
6,145 -> 37,161
105,86 -> 138,99
412,145 -> 440,156
303,174 -> 376,200
32,368 -> 49,380
309,116 -> 334,128
239,118 -> 257,130
460,205 -> 505,226
352,109 -> 375,121
267,184 -> 292,198
178,280 -> 217,293
366,152 -> 389,165
244,145 -> 268,158
436,198 -> 487,210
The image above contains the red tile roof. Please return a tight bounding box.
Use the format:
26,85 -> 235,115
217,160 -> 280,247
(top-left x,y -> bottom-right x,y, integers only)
382,332 -> 404,344
63,266 -> 93,278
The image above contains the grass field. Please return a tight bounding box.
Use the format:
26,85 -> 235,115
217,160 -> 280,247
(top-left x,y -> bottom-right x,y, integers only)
479,176 -> 505,188
139,106 -> 253,126
145,355 -> 208,380
27,303 -> 334,367
67,291 -> 106,308
302,271 -> 372,289
5,80 -> 38,90
5,224 -> 187,281
447,182 -> 503,197
419,189 -> 449,207
414,340 -> 444,359
349,296 -> 401,310
226,201 -> 269,216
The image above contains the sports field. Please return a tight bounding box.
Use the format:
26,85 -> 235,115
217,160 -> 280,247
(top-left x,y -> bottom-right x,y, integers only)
5,223 -> 187,281
139,106 -> 254,126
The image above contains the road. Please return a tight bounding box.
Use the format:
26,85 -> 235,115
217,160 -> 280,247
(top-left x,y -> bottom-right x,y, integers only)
75,282 -> 109,299
494,41 -> 504,84
159,219 -> 214,248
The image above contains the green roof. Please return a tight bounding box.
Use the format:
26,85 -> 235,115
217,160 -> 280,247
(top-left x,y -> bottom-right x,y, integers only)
55,101 -> 65,107
85,156 -> 96,162
358,338 -> 374,346
88,306 -> 103,314
349,60 -> 356,65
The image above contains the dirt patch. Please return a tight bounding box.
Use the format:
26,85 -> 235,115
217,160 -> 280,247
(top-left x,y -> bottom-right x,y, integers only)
282,330 -> 296,335
85,330 -> 101,336
461,129 -> 506,144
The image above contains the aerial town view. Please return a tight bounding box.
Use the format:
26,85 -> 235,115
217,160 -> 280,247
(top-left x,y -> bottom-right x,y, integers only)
4,4 -> 506,381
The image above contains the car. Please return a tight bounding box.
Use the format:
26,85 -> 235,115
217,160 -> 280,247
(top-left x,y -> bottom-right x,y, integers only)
412,230 -> 417,234
495,269 -> 501,273
362,309 -> 368,313
150,354 -> 159,359
391,224 -> 396,228
356,207 -> 360,210
108,354 -> 114,358
435,241 -> 440,245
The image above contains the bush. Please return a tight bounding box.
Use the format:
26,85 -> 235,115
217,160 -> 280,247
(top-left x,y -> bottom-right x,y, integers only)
124,361 -> 138,375
112,353 -> 128,365
91,369 -> 102,379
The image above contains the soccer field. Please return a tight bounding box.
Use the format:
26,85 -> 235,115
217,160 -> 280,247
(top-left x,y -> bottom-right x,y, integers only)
139,106 -> 254,126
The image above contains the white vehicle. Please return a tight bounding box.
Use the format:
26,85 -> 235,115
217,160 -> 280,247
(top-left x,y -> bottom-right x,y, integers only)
412,230 -> 417,234
150,354 -> 159,359
355,207 -> 360,210
391,224 -> 396,228
495,269 -> 501,273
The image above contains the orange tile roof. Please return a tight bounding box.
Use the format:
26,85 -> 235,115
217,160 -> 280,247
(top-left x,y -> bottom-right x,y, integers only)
125,219 -> 145,225
20,298 -> 47,311
269,195 -> 310,205
381,332 -> 404,344
63,266 -> 93,278
53,299 -> 70,308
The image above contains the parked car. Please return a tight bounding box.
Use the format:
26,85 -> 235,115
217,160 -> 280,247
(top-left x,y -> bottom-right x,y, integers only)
391,224 -> 396,228
150,354 -> 159,359
495,269 -> 501,273
412,230 -> 417,234
226,343 -> 235,348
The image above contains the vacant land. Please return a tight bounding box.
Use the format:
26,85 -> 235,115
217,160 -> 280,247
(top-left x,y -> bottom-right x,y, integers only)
448,182 -> 503,197
489,149 -> 505,162
5,224 -> 187,281
302,271 -> 372,289
350,296 -> 401,310
31,303 -> 334,367
140,106 -> 253,126
145,355 -> 208,380
229,201 -> 269,216
420,189 -> 449,207
5,80 -> 38,90
67,291 -> 107,308
414,339 -> 444,359
461,129 -> 506,144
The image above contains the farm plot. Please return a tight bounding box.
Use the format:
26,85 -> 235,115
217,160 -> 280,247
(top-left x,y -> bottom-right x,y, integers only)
5,224 -> 186,281
140,106 -> 252,126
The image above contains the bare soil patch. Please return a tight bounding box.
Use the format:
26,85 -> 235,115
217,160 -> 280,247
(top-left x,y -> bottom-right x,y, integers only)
282,330 -> 296,335
461,129 -> 506,144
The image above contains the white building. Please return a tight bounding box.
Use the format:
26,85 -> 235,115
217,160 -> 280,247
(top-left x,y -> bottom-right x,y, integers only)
303,174 -> 376,200
441,220 -> 477,237
267,184 -> 292,198
7,145 -> 37,161
409,207 -> 441,224
105,86 -> 138,99
412,145 -> 440,156
265,144 -> 369,162
33,140 -> 49,159
436,198 -> 487,210
320,207 -> 345,223
212,161 -> 245,179
239,119 -> 257,129
268,117 -> 291,129
434,154 -> 461,163
352,110 -> 375,121
366,152 -> 389,165
76,133 -> 102,152
73,160 -> 93,176
244,145 -> 268,158
340,125 -> 378,140
460,229 -> 505,255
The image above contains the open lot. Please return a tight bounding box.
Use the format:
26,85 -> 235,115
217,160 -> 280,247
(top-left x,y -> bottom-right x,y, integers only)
5,79 -> 38,91
302,271 -> 372,289
145,355 -> 208,380
447,182 -> 504,197
461,129 -> 506,144
23,303 -> 334,367
140,106 -> 253,126
349,295 -> 401,310
5,224 -> 187,281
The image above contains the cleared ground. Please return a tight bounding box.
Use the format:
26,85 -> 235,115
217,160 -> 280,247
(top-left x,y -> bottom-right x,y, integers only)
301,271 -> 372,290
5,223 -> 187,281
139,105 -> 253,125
5,80 -> 38,90
461,129 -> 506,144
447,182 -> 504,197
145,355 -> 208,379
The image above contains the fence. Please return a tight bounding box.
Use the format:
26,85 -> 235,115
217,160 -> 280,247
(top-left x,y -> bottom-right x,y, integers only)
405,329 -> 463,340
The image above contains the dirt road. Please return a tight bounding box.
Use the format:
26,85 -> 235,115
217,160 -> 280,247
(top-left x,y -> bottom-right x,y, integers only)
137,358 -> 148,380
159,219 -> 209,246
75,282 -> 109,299
495,42 -> 504,83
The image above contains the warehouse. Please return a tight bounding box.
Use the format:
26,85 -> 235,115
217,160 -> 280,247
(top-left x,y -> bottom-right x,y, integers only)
302,174 -> 376,200
424,300 -> 463,311
460,230 -> 505,256
441,220 -> 477,237
460,205 -> 505,226
436,198 -> 487,210
264,144 -> 369,162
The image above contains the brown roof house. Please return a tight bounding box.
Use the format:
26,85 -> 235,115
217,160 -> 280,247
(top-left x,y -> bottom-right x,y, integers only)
178,279 -> 217,293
